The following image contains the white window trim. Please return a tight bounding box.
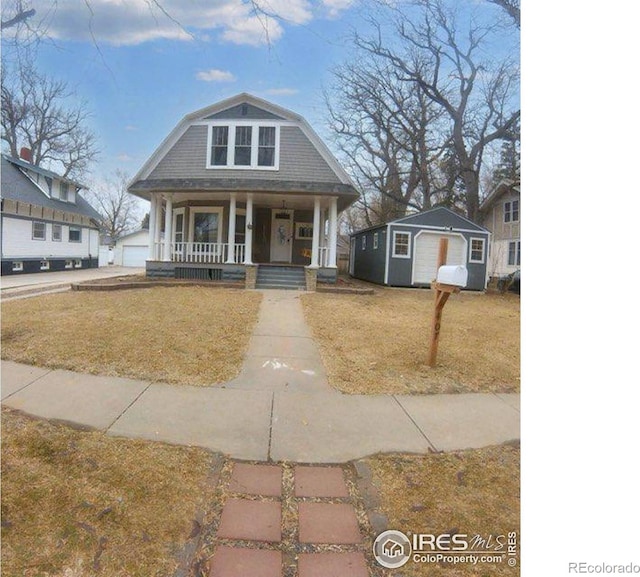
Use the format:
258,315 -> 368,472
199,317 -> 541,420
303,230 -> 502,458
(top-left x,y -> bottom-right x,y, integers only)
12,261 -> 23,272
52,223 -> 62,242
469,237 -> 486,264
392,231 -> 411,259
206,122 -> 280,170
361,235 -> 366,250
69,226 -> 82,243
74,259 -> 83,268
32,221 -> 46,241
189,207 -> 224,244
508,240 -> 521,266
373,232 -> 379,250
65,260 -> 74,269
40,260 -> 50,270
173,207 -> 186,244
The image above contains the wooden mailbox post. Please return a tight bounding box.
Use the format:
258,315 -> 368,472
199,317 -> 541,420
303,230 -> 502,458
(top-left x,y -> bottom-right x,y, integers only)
428,238 -> 464,367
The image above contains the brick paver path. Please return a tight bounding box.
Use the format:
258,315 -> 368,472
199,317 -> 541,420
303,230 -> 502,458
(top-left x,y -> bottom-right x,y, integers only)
189,460 -> 383,577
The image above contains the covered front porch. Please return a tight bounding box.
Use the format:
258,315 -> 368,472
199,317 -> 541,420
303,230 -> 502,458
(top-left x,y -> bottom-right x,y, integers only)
145,191 -> 341,287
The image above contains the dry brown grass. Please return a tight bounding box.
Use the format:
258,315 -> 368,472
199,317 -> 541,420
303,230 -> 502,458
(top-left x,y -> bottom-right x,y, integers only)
0,408 -> 219,577
301,288 -> 519,394
366,444 -> 520,576
1,287 -> 262,386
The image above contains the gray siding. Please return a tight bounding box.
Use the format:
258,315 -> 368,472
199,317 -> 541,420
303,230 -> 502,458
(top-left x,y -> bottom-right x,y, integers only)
396,207 -> 486,231
205,103 -> 285,120
351,227 -> 386,284
149,125 -> 341,184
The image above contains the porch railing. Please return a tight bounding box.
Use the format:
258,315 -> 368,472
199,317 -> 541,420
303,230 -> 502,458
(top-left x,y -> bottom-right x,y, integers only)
154,242 -> 245,264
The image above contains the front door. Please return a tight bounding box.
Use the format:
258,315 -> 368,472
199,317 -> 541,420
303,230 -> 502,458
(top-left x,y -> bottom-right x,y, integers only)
270,209 -> 293,263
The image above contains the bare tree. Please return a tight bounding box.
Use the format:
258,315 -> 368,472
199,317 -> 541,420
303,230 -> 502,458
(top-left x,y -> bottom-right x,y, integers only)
350,0 -> 520,222
1,57 -> 99,180
327,55 -> 459,226
87,170 -> 142,244
487,0 -> 520,28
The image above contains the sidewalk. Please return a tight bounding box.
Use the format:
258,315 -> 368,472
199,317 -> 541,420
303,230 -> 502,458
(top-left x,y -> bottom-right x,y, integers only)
0,266 -> 145,300
0,290 -> 520,463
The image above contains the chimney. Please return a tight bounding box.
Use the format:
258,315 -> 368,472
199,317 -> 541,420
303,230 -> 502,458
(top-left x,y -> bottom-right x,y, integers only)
19,147 -> 33,163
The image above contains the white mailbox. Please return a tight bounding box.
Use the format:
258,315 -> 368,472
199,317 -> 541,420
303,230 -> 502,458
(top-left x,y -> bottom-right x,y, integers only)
436,265 -> 468,288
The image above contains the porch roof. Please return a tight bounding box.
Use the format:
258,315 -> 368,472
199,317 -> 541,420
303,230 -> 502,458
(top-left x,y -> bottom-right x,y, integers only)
129,178 -> 359,211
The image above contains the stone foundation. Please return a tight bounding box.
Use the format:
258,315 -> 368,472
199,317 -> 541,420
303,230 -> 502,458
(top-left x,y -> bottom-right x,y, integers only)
305,267 -> 318,292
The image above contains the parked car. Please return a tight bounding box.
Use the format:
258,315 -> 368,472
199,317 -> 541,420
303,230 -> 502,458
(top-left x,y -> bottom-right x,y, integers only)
498,269 -> 520,294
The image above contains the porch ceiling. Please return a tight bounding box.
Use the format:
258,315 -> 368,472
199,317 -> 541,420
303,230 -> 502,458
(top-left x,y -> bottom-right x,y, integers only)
128,178 -> 359,211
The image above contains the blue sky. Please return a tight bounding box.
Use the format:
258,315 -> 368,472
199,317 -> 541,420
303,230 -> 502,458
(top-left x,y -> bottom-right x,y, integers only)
7,0 -> 378,185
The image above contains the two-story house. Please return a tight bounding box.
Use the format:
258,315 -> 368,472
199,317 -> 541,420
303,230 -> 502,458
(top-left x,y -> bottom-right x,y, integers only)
1,152 -> 101,275
127,93 -> 359,288
479,179 -> 520,280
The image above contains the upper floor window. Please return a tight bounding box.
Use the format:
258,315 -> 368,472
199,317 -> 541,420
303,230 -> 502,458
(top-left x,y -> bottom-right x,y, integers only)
33,221 -> 46,240
60,182 -> 69,201
504,199 -> 519,223
208,123 -> 279,170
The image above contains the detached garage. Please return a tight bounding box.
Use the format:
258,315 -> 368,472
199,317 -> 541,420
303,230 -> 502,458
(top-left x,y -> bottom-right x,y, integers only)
113,229 -> 151,267
350,207 -> 490,291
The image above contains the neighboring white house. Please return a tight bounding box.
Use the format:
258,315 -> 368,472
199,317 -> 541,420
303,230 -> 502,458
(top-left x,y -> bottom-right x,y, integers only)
1,152 -> 101,275
113,229 -> 154,267
479,179 -> 520,280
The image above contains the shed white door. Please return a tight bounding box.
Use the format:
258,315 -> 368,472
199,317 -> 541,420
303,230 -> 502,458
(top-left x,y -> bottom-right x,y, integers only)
412,231 -> 466,285
122,246 -> 148,267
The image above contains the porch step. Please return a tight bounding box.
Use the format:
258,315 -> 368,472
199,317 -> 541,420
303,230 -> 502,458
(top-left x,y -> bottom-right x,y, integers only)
255,266 -> 306,290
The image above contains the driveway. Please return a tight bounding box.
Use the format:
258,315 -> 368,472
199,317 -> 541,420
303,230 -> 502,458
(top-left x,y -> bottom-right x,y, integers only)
0,266 -> 144,299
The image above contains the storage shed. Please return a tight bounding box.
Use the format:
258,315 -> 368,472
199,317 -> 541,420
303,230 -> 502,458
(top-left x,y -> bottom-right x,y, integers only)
349,207 -> 490,291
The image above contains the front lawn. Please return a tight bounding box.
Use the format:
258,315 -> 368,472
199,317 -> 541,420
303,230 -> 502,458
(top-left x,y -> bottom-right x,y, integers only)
301,288 -> 519,394
365,444 -> 520,576
1,408 -> 219,577
1,287 -> 262,386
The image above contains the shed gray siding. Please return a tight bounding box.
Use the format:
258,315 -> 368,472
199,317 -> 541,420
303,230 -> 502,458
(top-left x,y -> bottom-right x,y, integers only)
149,125 -> 342,184
351,207 -> 489,291
351,227 -> 386,284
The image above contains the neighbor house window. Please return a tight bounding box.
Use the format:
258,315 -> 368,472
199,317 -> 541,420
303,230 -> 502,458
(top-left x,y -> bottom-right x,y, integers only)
65,260 -> 74,269
32,221 -> 46,240
373,232 -> 379,250
69,226 -> 81,242
361,236 -> 366,250
469,238 -> 485,263
208,124 -> 279,169
52,224 -> 62,241
12,261 -> 23,272
392,231 -> 411,258
74,259 -> 82,268
60,182 -> 69,201
504,200 -> 519,223
40,260 -> 50,270
508,240 -> 521,266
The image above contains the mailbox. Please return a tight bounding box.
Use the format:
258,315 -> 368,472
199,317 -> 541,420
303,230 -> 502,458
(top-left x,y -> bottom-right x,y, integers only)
436,265 -> 468,288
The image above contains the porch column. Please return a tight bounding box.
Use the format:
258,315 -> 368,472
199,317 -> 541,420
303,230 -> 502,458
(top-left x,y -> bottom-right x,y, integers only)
243,193 -> 253,265
318,209 -> 326,267
163,194 -> 173,262
328,197 -> 338,268
154,195 -> 163,260
310,196 -> 321,268
226,193 -> 236,263
147,195 -> 157,260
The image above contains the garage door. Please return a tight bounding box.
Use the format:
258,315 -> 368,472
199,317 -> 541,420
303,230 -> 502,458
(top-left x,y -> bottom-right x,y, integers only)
122,246 -> 148,267
412,232 -> 466,285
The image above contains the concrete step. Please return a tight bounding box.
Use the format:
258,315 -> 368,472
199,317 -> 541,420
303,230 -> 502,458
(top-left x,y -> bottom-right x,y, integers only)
256,266 -> 306,290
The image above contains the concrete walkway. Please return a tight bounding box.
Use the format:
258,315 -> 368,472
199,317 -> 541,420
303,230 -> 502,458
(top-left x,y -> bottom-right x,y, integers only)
0,290 -> 519,463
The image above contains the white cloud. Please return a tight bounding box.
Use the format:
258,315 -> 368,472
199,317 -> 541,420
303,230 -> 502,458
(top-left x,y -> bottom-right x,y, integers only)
30,0 -> 331,47
321,0 -> 356,18
196,69 -> 237,82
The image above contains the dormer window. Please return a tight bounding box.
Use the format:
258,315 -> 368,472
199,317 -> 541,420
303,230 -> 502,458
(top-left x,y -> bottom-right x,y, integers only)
60,182 -> 69,201
207,123 -> 279,170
